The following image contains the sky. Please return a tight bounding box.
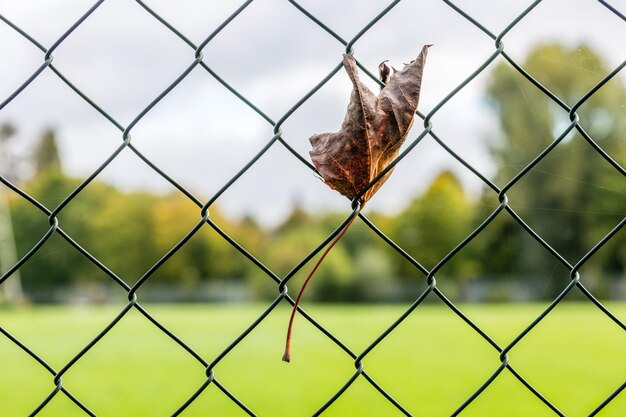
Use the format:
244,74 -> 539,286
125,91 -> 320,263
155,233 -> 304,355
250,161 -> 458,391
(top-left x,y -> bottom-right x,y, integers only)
1,0 -> 624,225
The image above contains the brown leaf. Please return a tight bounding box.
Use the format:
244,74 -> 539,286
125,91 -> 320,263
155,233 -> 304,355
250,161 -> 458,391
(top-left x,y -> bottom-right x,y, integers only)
309,45 -> 430,206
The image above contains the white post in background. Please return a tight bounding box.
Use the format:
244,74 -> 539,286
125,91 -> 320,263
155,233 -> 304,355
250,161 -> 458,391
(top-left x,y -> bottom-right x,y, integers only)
0,189 -> 23,304
0,134 -> 24,305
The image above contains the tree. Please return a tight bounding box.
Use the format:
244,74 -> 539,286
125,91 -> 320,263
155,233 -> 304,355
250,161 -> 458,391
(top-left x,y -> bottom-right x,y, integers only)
255,212 -> 353,301
485,43 -> 625,295
392,170 -> 476,281
150,195 -> 246,285
34,128 -> 62,174
90,190 -> 158,283
0,123 -> 16,140
9,171 -> 111,298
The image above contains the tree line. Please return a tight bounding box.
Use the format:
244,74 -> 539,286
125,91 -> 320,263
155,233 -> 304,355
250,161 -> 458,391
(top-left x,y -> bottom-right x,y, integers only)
1,43 -> 624,303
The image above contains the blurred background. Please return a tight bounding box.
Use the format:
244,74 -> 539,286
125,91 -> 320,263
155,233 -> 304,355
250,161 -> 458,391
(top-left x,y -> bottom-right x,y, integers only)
0,0 -> 624,304
1,2 -> 625,416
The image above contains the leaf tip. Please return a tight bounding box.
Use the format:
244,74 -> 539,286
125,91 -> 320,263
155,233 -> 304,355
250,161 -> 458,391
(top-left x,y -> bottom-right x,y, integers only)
420,44 -> 433,59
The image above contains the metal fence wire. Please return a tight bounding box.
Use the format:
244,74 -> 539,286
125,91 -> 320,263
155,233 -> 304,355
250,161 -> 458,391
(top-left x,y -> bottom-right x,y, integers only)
1,0 -> 625,416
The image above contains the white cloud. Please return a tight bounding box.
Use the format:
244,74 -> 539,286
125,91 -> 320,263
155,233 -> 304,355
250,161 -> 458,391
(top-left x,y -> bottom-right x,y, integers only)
1,0 -> 624,225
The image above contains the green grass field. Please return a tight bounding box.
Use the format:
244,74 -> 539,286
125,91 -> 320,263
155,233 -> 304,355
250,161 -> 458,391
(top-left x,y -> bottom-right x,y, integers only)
0,302 -> 624,416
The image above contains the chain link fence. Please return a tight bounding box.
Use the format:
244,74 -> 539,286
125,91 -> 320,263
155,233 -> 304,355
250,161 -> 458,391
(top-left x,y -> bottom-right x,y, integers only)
1,0 -> 625,415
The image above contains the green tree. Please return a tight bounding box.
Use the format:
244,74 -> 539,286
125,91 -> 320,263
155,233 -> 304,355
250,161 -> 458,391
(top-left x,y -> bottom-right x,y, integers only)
90,190 -> 158,282
253,209 -> 353,301
392,170 -> 476,280
9,171 -> 114,297
150,195 -> 245,285
485,43 -> 625,295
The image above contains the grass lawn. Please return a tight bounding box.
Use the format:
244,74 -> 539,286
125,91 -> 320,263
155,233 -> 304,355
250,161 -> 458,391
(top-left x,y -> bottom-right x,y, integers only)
0,302 -> 624,416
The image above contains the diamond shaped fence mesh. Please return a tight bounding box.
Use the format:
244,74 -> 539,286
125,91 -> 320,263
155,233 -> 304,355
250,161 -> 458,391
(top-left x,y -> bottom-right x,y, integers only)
0,0 -> 625,416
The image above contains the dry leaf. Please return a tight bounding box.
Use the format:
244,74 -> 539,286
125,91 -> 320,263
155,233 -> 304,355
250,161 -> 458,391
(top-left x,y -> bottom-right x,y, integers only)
283,46 -> 430,363
309,45 -> 430,206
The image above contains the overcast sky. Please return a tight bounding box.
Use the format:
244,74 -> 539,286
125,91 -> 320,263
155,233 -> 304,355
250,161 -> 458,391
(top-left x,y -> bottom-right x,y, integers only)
1,0 -> 624,225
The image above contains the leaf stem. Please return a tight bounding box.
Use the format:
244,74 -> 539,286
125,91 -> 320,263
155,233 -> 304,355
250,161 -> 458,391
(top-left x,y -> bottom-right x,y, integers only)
282,213 -> 359,362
